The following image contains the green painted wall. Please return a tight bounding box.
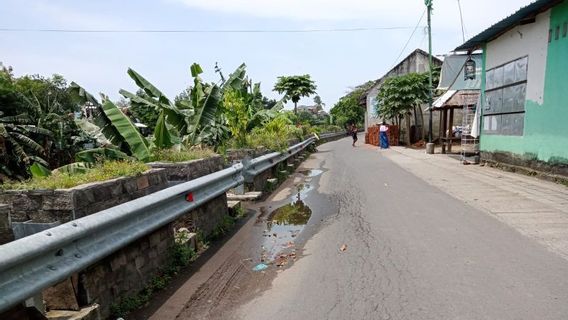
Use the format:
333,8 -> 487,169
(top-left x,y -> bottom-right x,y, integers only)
481,2 -> 568,163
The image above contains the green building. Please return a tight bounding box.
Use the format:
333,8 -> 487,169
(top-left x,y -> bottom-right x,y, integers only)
456,0 -> 568,176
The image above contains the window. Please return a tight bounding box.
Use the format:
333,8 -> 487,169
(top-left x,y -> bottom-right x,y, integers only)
483,56 -> 528,136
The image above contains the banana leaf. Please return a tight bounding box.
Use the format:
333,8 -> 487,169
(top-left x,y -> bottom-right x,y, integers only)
75,147 -> 131,163
30,163 -> 51,178
120,89 -> 190,135
54,162 -> 91,175
70,83 -> 150,161
12,132 -> 45,154
154,111 -> 173,149
126,68 -> 170,104
187,83 -> 221,145
222,63 -> 247,92
99,97 -> 151,161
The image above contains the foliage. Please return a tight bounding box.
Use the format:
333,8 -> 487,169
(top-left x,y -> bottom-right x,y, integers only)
128,91 -> 160,133
29,163 -> 51,178
2,161 -> 148,190
223,89 -> 249,147
69,83 -> 151,161
110,241 -> 196,318
149,148 -> 215,163
0,65 -> 93,180
375,69 -> 441,121
329,81 -> 372,128
75,147 -> 131,163
120,64 -> 247,149
313,95 -> 324,109
11,71 -> 95,169
208,215 -> 236,240
245,114 -> 303,151
261,96 -> 278,110
273,75 -> 317,114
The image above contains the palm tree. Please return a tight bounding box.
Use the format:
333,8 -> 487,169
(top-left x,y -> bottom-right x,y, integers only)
273,75 -> 317,114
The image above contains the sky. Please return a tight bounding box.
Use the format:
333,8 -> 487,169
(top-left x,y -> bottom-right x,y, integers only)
0,0 -> 536,111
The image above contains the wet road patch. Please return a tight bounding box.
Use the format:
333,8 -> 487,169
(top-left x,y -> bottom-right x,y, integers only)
259,200 -> 312,267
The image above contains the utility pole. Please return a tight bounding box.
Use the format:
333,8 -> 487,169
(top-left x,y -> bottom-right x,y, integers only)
425,0 -> 435,154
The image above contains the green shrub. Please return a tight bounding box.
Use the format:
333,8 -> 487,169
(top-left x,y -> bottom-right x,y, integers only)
1,161 -> 149,190
150,148 -> 215,163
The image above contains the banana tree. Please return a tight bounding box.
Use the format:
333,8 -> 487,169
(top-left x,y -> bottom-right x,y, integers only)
121,63 -> 247,148
0,111 -> 52,179
69,83 -> 151,161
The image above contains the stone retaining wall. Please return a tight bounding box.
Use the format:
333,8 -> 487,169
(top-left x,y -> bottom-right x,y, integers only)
0,169 -> 168,224
0,204 -> 13,245
225,148 -> 268,164
148,156 -> 224,182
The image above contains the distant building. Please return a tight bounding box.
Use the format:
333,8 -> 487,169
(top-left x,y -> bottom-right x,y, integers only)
360,48 -> 443,142
297,104 -> 323,115
456,0 -> 568,176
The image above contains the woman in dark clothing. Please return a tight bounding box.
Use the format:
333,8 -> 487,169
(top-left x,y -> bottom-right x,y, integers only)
352,125 -> 358,147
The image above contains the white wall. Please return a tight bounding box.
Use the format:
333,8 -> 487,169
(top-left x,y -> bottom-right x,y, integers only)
486,10 -> 550,104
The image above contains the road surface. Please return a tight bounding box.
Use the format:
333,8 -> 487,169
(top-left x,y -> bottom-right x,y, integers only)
148,137 -> 568,320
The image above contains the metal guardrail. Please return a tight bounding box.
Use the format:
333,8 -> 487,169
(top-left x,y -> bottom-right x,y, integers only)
318,131 -> 346,140
242,137 -> 315,183
0,134 -> 331,313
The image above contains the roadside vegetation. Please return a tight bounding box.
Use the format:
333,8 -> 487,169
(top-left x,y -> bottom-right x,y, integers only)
0,61 -> 340,189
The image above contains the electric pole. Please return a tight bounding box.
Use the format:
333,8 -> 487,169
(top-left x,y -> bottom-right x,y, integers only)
426,0 -> 435,153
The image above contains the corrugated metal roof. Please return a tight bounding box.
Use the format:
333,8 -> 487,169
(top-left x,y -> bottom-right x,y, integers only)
455,0 -> 562,51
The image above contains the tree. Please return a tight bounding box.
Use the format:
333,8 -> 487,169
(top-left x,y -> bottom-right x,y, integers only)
313,95 -> 325,111
330,82 -> 372,128
0,66 -> 54,180
261,96 -> 278,110
273,75 -> 317,114
375,70 -> 440,145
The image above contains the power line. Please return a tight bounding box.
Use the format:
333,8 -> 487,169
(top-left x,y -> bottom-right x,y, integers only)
0,26 -> 415,34
389,9 -> 426,69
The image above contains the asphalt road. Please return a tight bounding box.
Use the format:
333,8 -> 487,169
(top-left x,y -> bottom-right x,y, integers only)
166,137 -> 568,320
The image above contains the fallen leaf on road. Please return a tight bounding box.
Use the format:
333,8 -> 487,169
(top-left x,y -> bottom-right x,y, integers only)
340,244 -> 347,252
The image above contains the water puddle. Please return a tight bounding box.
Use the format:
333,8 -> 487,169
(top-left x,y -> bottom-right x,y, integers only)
259,200 -> 312,267
293,183 -> 313,201
300,169 -> 323,177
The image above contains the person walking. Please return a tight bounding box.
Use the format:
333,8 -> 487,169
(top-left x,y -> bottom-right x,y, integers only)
352,124 -> 358,147
379,121 -> 389,149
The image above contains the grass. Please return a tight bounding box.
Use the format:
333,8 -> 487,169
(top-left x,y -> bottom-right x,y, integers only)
149,148 -> 216,163
1,161 -> 149,190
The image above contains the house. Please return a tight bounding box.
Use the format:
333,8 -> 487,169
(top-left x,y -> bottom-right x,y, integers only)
360,48 -> 443,142
455,0 -> 568,176
432,53 -> 482,154
297,105 -> 321,114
